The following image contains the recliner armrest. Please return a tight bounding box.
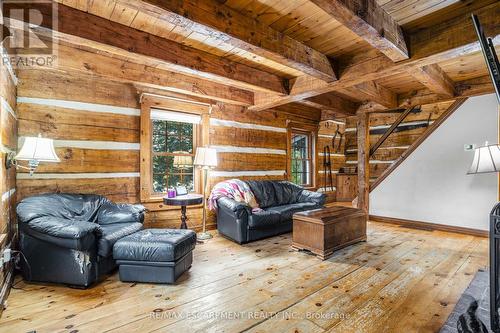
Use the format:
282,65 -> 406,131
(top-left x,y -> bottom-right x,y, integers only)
97,203 -> 146,225
298,190 -> 326,206
26,217 -> 102,239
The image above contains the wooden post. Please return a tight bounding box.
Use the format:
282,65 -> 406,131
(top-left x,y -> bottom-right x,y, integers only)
357,112 -> 370,213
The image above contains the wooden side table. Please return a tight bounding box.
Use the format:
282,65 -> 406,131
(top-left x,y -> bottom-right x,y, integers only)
163,194 -> 203,229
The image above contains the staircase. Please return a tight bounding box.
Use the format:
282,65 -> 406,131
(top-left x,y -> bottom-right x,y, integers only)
341,99 -> 467,190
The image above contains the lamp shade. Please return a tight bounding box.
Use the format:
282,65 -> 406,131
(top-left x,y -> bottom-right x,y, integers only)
15,136 -> 60,162
173,152 -> 193,169
193,147 -> 217,169
467,143 -> 500,174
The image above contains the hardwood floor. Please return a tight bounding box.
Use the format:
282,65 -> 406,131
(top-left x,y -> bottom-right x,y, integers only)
0,222 -> 487,332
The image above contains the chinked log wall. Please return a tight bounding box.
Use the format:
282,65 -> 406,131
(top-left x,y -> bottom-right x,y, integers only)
342,100 -> 456,184
16,69 -> 319,230
0,46 -> 17,307
316,120 -> 346,202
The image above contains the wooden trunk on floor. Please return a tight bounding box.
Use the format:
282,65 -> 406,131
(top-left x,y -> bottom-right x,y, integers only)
292,206 -> 367,260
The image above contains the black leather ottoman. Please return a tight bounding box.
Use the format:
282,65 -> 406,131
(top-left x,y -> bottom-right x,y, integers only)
113,229 -> 196,284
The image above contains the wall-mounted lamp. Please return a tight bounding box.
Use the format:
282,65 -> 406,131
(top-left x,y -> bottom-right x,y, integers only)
6,134 -> 60,176
467,141 -> 500,174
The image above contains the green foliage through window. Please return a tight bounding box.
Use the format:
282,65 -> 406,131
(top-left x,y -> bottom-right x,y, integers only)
152,119 -> 195,193
291,132 -> 311,186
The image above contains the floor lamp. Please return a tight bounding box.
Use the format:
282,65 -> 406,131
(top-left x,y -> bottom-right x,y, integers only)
467,142 -> 500,332
194,147 -> 217,240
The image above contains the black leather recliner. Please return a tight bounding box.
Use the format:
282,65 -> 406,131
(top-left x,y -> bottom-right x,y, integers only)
217,181 -> 326,244
17,193 -> 146,287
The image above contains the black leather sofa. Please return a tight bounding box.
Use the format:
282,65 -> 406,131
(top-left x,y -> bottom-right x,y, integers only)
17,193 -> 145,287
217,180 -> 326,244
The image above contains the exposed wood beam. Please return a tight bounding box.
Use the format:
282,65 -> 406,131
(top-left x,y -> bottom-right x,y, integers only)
343,81 -> 397,108
309,0 -> 408,61
357,111 -> 370,213
6,2 -> 287,95
370,106 -> 416,156
248,2 -> 499,111
119,0 -> 337,81
399,76 -> 494,107
407,64 -> 456,97
306,93 -> 359,115
21,42 -> 254,106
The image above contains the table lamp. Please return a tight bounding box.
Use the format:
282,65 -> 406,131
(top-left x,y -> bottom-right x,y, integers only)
193,147 -> 217,240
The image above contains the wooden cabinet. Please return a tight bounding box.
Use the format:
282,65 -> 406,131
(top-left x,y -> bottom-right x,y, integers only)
336,173 -> 358,201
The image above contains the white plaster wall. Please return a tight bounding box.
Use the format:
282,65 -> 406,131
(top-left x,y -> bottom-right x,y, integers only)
370,94 -> 498,231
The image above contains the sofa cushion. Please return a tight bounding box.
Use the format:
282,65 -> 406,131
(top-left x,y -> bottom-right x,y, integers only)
98,222 -> 143,257
113,229 -> 197,262
266,202 -> 318,221
245,181 -> 307,208
248,210 -> 281,229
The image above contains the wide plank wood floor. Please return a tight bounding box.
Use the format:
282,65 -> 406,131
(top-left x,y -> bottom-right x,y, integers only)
0,222 -> 488,333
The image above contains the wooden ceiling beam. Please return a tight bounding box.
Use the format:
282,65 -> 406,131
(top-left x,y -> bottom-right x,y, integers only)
306,93 -> 359,115
23,42 -> 254,106
407,64 -> 456,97
248,2 -> 499,111
398,76 -> 494,107
7,2 -> 286,95
120,0 -> 337,81
343,81 -> 397,108
309,0 -> 408,61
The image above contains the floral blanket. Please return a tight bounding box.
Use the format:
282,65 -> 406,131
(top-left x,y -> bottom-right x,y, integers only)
208,179 -> 259,211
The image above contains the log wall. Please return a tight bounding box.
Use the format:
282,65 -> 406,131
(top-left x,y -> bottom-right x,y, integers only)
0,46 -> 17,308
16,52 -> 319,231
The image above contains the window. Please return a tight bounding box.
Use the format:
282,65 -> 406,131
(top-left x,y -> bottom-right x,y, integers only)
290,132 -> 312,186
286,122 -> 317,188
151,119 -> 196,194
140,94 -> 210,202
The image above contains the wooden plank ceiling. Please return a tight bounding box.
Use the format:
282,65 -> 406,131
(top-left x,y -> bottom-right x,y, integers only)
44,0 -> 500,117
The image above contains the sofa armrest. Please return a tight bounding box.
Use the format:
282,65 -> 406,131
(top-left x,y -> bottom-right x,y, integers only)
26,217 -> 102,239
298,190 -> 326,206
216,197 -> 250,244
97,203 -> 146,225
217,197 -> 251,217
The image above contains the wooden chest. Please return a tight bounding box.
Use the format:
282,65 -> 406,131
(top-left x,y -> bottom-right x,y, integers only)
292,206 -> 367,260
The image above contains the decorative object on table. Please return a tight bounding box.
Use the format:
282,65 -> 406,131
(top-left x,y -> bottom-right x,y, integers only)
193,147 -> 218,240
163,193 -> 203,229
167,188 -> 176,198
175,185 -> 188,196
6,134 -> 60,175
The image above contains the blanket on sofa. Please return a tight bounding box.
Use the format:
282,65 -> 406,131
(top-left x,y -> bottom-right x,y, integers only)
208,179 -> 259,211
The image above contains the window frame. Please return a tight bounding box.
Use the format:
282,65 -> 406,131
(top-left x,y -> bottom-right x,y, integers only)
150,119 -> 198,196
140,94 -> 211,203
286,121 -> 318,189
